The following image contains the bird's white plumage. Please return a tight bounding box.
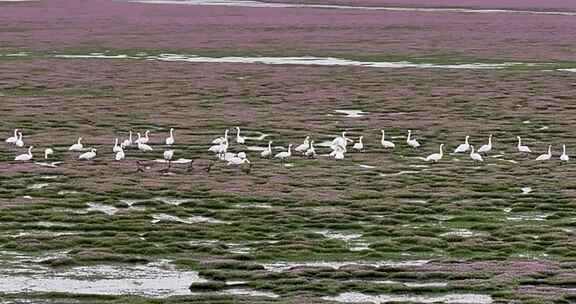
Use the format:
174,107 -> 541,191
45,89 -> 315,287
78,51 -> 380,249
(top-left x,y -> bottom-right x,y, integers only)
477,134 -> 493,153
69,137 -> 83,151
454,135 -> 470,153
380,130 -> 395,148
15,146 -> 33,161
79,149 -> 97,160
407,130 -> 420,148
517,136 -> 531,153
425,144 -> 444,162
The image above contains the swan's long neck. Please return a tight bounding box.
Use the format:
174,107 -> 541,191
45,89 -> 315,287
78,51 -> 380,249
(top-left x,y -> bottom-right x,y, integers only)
170,129 -> 174,137
407,131 -> 411,141
13,129 -> 17,137
129,131 -> 132,141
563,145 -> 566,154
488,136 -> 492,145
28,147 -> 32,155
517,137 -> 521,147
18,133 -> 22,140
439,145 -> 443,156
465,136 -> 469,144
381,131 -> 385,141
145,131 -> 149,139
114,138 -> 118,146
548,145 -> 552,155
78,138 -> 82,144
288,146 -> 292,155
359,137 -> 363,144
237,128 -> 241,137
268,142 -> 271,150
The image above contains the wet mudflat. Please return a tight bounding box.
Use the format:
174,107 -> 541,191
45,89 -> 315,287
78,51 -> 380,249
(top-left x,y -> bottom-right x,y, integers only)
2,0 -> 576,303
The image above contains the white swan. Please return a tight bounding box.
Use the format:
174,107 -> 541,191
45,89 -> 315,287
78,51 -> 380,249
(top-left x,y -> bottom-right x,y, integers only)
352,136 -> 364,152
261,141 -> 272,158
113,138 -> 123,153
44,148 -> 54,159
15,132 -> 24,147
295,136 -> 310,153
5,129 -> 18,144
536,145 -> 552,161
470,145 -> 483,163
236,127 -> 245,144
237,152 -> 247,159
228,156 -> 250,166
135,130 -> 150,144
274,144 -> 292,163
122,131 -> 133,147
138,142 -> 153,152
406,130 -> 420,148
163,149 -> 174,167
477,134 -> 493,154
425,144 -> 444,162
454,135 -> 470,153
15,146 -> 33,161
305,140 -> 316,158
560,144 -> 569,162
212,129 -> 229,145
115,146 -> 125,161
517,136 -> 531,153
332,131 -> 353,150
139,130 -> 150,144
79,148 -> 97,160
329,143 -> 346,160
380,130 -> 395,148
209,138 -> 228,155
69,137 -> 83,151
166,128 -> 175,145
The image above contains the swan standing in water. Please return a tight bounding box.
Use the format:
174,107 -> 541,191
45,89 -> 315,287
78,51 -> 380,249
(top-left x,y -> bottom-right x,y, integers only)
15,146 -> 33,161
79,148 -> 97,160
517,136 -> 531,153
113,138 -> 122,153
163,149 -> 174,169
380,130 -> 395,149
295,136 -> 310,154
305,140 -> 316,158
454,135 -> 470,153
470,145 -> 483,164
352,136 -> 364,152
138,142 -> 153,152
15,132 -> 24,148
166,128 -> 175,146
69,137 -> 83,151
212,129 -> 229,145
406,130 -> 420,148
5,129 -> 18,144
228,156 -> 250,166
560,144 -> 569,162
330,144 -> 346,160
135,130 -> 150,144
536,145 -> 552,161
332,131 -> 353,151
425,144 -> 444,162
261,141 -> 272,158
274,144 -> 292,164
235,127 -> 245,144
115,146 -> 125,161
478,134 -> 493,154
122,131 -> 133,147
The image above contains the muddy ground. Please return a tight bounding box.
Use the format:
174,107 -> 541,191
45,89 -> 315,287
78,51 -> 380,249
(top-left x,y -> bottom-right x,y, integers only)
1,0 -> 576,303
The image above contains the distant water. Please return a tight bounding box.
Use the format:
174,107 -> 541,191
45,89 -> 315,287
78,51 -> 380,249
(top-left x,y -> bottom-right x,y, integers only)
121,0 -> 576,16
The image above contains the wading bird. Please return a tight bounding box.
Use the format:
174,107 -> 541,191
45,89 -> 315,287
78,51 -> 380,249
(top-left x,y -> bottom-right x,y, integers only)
454,135 -> 470,153
425,144 -> 444,162
380,129 -> 395,149
15,146 -> 33,161
406,130 -> 420,148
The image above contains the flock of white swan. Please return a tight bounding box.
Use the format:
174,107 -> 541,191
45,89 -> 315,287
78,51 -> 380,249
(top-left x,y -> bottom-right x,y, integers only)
3,127 -> 570,169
